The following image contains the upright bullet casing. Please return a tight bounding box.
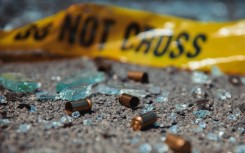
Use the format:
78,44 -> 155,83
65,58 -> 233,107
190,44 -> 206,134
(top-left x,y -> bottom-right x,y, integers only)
65,99 -> 92,114
119,93 -> 139,108
127,71 -> 149,83
131,111 -> 157,131
165,133 -> 191,153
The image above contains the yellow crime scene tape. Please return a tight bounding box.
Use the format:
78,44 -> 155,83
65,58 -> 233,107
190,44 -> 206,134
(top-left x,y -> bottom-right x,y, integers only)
0,3 -> 245,74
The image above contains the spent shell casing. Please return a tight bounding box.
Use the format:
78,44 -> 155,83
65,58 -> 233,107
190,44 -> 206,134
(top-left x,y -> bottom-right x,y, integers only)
127,71 -> 149,83
119,93 -> 139,108
65,99 -> 92,115
165,133 -> 191,153
131,111 -> 157,131
97,63 -> 112,73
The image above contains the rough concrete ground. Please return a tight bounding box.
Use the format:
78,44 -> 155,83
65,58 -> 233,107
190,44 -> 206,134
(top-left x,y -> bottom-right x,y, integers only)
0,57 -> 245,153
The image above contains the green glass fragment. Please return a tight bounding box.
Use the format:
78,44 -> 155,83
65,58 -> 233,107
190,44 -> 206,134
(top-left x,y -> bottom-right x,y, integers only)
59,85 -> 92,101
0,73 -> 39,92
36,91 -> 59,101
56,70 -> 105,92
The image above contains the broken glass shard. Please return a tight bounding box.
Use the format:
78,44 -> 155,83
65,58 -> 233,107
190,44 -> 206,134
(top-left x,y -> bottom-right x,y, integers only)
0,95 -> 7,104
29,105 -> 36,113
169,112 -> 177,120
192,148 -> 201,153
60,116 -> 73,125
234,145 -> 245,153
71,111 -> 81,119
120,89 -> 149,98
193,110 -> 211,118
156,90 -> 169,103
83,119 -> 92,125
191,86 -> 207,99
216,89 -> 231,100
229,137 -> 236,143
36,91 -> 59,101
211,65 -> 223,77
142,104 -> 154,113
237,127 -> 245,134
59,85 -> 92,101
241,77 -> 245,85
44,121 -> 63,129
0,119 -> 10,126
130,136 -> 140,145
175,104 -> 188,111
161,136 -> 166,142
198,121 -> 206,129
95,84 -> 120,95
50,76 -> 61,82
153,143 -> 169,153
218,130 -> 224,138
192,71 -> 210,84
96,115 -> 103,121
56,70 -> 105,92
192,125 -> 203,133
169,125 -> 178,134
207,132 -> 218,141
16,124 -> 31,133
139,143 -> 152,153
0,73 -> 39,92
227,114 -> 237,121
149,86 -> 161,95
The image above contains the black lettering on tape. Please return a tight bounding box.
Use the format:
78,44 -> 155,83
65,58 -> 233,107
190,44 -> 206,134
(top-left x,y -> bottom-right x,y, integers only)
187,34 -> 207,58
34,23 -> 52,40
121,22 -> 141,51
58,14 -> 81,44
135,26 -> 154,54
169,32 -> 189,59
153,36 -> 172,57
14,24 -> 36,40
99,19 -> 115,50
79,16 -> 98,47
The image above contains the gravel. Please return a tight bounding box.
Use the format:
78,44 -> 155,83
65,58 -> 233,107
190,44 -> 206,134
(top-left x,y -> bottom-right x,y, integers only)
0,57 -> 245,153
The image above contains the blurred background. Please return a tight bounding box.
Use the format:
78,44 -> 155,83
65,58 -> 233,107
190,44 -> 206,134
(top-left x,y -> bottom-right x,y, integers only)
0,0 -> 245,30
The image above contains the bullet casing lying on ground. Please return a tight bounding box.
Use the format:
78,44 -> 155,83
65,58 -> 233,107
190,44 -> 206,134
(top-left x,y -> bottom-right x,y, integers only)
119,93 -> 140,108
165,133 -> 191,153
127,71 -> 149,83
131,111 -> 157,131
97,63 -> 112,73
65,99 -> 92,114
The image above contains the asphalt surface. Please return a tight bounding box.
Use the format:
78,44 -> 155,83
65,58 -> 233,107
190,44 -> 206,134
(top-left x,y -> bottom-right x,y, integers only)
0,57 -> 245,153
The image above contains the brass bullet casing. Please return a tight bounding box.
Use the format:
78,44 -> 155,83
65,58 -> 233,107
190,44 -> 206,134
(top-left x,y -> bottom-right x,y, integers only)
229,75 -> 241,86
127,71 -> 149,83
119,93 -> 140,109
97,63 -> 112,73
165,133 -> 191,153
131,111 -> 157,131
94,57 -> 112,74
65,99 -> 92,115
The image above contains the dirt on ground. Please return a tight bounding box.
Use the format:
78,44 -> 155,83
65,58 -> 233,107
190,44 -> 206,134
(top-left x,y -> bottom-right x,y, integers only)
0,57 -> 245,153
